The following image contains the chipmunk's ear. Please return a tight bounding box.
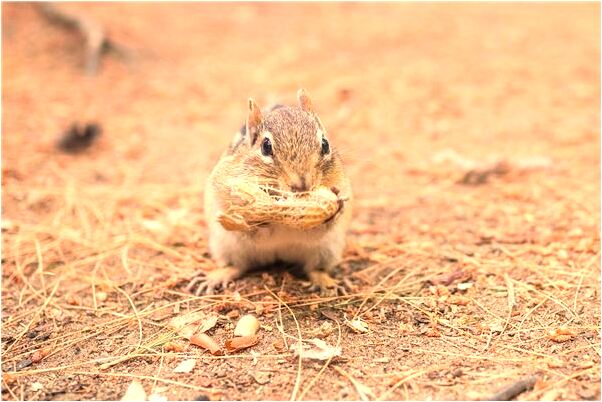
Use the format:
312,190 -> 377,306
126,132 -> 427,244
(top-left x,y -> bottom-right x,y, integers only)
297,88 -> 313,113
246,98 -> 263,146
298,88 -> 327,132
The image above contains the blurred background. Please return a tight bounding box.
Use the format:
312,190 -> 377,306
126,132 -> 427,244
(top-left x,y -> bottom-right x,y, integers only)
3,3 -> 599,197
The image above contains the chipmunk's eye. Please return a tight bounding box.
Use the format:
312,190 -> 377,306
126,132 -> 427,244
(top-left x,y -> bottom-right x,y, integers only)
321,137 -> 330,156
261,137 -> 273,156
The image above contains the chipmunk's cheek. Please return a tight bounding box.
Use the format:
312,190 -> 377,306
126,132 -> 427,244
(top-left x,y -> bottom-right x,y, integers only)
315,172 -> 323,188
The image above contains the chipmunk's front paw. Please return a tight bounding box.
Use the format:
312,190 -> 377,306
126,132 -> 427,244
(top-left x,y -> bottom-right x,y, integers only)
308,271 -> 347,297
186,267 -> 242,295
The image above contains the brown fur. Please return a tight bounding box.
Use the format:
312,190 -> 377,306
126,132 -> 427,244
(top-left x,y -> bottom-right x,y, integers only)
224,105 -> 347,195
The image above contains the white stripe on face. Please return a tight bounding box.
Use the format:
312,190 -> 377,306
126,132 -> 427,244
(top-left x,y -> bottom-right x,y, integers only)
316,128 -> 324,143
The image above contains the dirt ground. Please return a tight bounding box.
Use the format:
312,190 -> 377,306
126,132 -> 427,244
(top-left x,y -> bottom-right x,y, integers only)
1,3 -> 600,401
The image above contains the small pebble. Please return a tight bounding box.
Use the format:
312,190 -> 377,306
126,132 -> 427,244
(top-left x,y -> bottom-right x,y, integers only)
16,358 -> 32,371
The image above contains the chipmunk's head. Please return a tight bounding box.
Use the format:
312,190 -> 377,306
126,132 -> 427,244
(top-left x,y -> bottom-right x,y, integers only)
241,89 -> 338,193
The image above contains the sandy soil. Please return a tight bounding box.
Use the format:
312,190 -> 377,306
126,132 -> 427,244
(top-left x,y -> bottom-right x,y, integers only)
2,3 -> 600,401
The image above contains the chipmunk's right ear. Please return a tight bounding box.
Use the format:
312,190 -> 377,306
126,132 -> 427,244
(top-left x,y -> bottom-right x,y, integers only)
298,88 -> 327,133
246,98 -> 263,146
297,88 -> 313,113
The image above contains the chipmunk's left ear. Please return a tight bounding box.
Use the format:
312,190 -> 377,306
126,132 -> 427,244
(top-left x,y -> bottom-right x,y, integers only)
246,98 -> 263,146
297,88 -> 327,132
297,88 -> 313,113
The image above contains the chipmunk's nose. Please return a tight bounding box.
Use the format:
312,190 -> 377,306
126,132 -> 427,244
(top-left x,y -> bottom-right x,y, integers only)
290,175 -> 309,193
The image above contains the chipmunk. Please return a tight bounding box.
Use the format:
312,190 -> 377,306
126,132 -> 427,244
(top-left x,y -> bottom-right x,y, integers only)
187,89 -> 352,295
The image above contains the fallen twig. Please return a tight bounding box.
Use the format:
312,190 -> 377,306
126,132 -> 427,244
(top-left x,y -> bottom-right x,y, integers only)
486,376 -> 537,401
37,3 -> 127,74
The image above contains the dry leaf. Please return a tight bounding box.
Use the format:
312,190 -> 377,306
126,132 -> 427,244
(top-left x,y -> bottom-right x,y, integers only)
179,325 -> 196,340
164,341 -> 185,352
291,338 -> 342,361
308,321 -> 335,338
234,314 -> 260,337
547,327 -> 576,343
169,311 -> 217,332
272,339 -> 286,352
121,381 -> 146,401
225,335 -> 259,353
457,282 -> 473,290
173,358 -> 196,373
346,317 -> 369,333
170,312 -> 218,339
198,315 -> 219,333
190,333 -> 223,355
169,311 -> 204,330
31,347 -> 51,363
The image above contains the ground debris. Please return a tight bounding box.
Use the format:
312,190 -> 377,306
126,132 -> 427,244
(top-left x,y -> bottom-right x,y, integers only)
291,338 -> 342,361
547,327 -> 577,343
308,321 -> 335,338
57,122 -> 102,153
190,333 -> 223,355
31,347 -> 51,363
164,341 -> 186,352
225,335 -> 259,353
233,314 -> 260,337
121,381 -> 146,401
487,375 -> 537,401
345,317 -> 370,333
173,358 -> 196,373
37,3 -> 127,74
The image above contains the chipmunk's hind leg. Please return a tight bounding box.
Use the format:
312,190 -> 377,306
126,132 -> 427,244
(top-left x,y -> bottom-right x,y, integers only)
186,265 -> 246,295
303,248 -> 347,296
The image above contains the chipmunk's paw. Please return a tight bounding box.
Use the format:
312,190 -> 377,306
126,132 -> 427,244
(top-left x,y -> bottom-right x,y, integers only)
186,267 -> 242,295
308,271 -> 347,297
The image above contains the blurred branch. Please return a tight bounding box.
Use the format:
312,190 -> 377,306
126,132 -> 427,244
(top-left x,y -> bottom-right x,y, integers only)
37,3 -> 128,75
